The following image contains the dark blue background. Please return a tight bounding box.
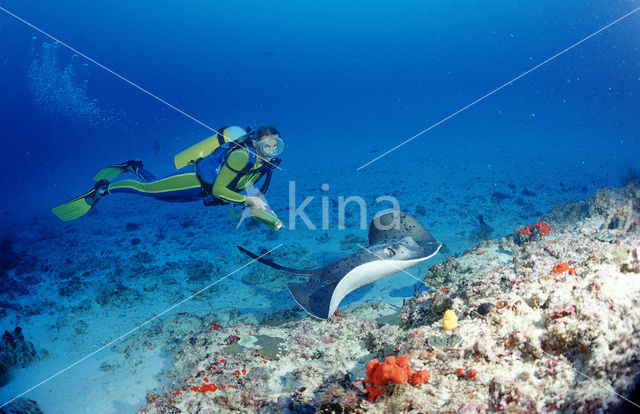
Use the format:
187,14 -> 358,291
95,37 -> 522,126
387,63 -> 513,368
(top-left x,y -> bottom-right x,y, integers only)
1,0 -> 639,217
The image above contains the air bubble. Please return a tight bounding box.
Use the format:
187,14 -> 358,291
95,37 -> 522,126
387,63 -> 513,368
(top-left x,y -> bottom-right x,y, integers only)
27,40 -> 109,127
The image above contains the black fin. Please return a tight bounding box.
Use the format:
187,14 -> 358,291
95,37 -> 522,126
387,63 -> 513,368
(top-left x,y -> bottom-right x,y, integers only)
287,281 -> 334,320
237,246 -> 314,275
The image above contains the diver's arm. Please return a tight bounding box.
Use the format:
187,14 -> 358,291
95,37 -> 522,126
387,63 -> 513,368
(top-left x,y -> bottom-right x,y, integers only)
211,148 -> 268,209
211,150 -> 250,204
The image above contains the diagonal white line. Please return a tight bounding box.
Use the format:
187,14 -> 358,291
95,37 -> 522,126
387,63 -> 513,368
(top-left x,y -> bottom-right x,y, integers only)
357,5 -> 640,170
0,5 -> 283,171
0,244 -> 283,408
355,243 -> 640,410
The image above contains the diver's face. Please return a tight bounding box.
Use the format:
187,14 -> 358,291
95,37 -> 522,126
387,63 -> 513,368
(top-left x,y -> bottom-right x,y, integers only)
256,135 -> 282,158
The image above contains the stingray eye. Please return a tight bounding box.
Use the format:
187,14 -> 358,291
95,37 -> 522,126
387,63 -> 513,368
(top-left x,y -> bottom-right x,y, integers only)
384,246 -> 395,256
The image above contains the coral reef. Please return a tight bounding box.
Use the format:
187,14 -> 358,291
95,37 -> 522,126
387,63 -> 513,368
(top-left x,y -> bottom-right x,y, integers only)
621,169 -> 640,187
0,327 -> 37,409
137,185 -> 640,413
0,398 -> 43,414
0,236 -> 19,272
137,315 -> 395,413
0,327 -> 36,369
0,236 -> 28,298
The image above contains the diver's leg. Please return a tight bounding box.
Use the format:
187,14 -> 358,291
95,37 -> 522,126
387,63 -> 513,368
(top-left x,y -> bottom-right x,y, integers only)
53,165 -> 205,221
107,168 -> 204,202
93,160 -> 156,182
51,180 -> 110,221
134,166 -> 156,182
124,160 -> 156,182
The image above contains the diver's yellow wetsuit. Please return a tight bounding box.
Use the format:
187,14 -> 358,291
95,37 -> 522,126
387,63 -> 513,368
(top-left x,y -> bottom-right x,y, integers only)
211,147 -> 266,204
104,145 -> 271,206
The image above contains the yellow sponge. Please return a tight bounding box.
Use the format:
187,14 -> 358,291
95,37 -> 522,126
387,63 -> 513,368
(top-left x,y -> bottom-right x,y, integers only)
443,310 -> 458,330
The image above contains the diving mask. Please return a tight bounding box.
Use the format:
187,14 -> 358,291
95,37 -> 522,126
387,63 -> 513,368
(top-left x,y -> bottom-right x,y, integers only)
256,136 -> 285,157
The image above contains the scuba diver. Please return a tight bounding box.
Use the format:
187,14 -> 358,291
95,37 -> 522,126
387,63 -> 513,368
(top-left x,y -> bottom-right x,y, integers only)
51,125 -> 285,230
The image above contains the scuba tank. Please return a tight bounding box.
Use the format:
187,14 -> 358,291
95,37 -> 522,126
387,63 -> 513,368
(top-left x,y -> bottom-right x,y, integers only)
174,125 -> 248,169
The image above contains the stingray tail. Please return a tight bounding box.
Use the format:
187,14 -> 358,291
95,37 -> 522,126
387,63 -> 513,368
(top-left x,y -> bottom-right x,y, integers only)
237,246 -> 314,275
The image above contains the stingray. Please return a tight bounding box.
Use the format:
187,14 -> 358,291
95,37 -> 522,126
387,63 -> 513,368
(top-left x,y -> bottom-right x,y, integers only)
237,211 -> 442,319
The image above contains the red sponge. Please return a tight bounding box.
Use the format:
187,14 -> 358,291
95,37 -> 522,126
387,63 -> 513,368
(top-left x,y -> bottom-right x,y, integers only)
365,355 -> 430,401
410,369 -> 431,386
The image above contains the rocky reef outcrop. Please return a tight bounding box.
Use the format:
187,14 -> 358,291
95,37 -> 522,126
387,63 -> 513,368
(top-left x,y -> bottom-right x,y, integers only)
0,327 -> 36,389
0,398 -> 43,414
0,327 -> 40,413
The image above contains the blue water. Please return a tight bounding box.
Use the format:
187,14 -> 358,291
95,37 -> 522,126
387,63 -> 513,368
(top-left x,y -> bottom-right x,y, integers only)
1,0 -> 639,412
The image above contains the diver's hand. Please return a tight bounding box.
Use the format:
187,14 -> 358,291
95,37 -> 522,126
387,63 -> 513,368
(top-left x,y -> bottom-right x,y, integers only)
245,196 -> 267,211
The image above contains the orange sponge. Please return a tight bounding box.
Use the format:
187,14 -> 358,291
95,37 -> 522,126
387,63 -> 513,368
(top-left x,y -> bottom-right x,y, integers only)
410,369 -> 431,385
365,355 -> 430,401
366,356 -> 411,387
551,262 -> 570,274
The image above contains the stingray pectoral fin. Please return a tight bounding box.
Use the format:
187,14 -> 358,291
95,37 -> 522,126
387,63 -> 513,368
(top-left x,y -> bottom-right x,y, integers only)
237,246 -> 314,275
421,241 -> 442,259
288,242 -> 444,320
288,280 -> 336,320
